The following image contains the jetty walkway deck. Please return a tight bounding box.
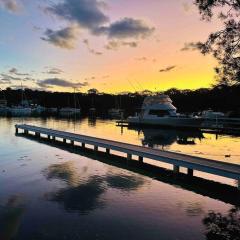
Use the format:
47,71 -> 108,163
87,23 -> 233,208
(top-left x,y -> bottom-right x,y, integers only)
15,124 -> 240,189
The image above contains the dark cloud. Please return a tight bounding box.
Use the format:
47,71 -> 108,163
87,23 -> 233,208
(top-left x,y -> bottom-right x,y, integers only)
1,73 -> 21,82
44,67 -> 63,74
83,39 -> 103,55
9,67 -> 29,76
105,40 -> 138,50
181,42 -> 201,51
43,1 -> 155,50
41,26 -> 78,49
46,0 -> 109,31
0,0 -> 20,13
37,78 -> 88,89
159,65 -> 176,73
97,18 -> 155,39
135,57 -> 157,63
9,84 -> 29,89
136,57 -> 148,61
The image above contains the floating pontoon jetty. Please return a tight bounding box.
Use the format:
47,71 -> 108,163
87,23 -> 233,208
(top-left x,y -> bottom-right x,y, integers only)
15,124 -> 240,189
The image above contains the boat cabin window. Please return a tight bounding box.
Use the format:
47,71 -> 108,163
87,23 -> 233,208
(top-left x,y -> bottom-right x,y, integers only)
149,110 -> 170,117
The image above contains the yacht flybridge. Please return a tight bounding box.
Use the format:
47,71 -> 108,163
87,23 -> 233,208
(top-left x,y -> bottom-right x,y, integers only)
127,95 -> 203,128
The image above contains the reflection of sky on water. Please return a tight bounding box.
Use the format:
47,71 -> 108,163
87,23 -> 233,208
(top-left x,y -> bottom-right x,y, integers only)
0,117 -> 240,240
43,161 -> 147,214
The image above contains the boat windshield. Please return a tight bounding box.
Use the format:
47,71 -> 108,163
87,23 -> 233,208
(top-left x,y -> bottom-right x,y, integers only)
142,95 -> 172,107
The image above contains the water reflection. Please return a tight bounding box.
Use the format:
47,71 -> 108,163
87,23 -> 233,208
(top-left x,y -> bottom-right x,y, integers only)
0,195 -> 25,240
138,128 -> 204,148
105,174 -> 146,192
44,162 -> 146,214
203,207 -> 240,240
43,161 -> 88,187
47,175 -> 106,215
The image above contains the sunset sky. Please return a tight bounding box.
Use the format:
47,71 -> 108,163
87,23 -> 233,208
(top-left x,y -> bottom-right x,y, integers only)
0,0 -> 223,93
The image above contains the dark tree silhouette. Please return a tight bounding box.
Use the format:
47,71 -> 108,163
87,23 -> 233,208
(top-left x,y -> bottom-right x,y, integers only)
203,207 -> 240,240
194,0 -> 240,85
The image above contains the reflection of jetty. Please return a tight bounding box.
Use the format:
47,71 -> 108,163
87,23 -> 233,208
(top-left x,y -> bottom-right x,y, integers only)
15,124 -> 240,189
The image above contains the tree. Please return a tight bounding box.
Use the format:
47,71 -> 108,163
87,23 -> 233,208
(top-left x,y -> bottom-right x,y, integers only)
87,88 -> 99,95
194,0 -> 240,85
203,207 -> 240,240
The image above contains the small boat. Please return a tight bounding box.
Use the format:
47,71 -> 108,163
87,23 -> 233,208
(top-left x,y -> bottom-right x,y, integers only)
89,107 -> 96,117
0,99 -> 8,116
46,107 -> 58,115
31,105 -> 46,115
201,110 -> 225,119
10,106 -> 32,116
59,107 -> 81,117
127,95 -> 203,128
108,108 -> 124,119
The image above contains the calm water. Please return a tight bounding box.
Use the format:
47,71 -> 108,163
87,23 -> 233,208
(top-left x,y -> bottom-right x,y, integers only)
0,117 -> 240,240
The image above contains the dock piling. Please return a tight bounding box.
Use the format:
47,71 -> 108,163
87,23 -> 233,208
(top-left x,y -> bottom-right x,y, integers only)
106,148 -> 110,154
173,165 -> 180,174
127,154 -> 132,161
187,168 -> 194,177
139,156 -> 143,163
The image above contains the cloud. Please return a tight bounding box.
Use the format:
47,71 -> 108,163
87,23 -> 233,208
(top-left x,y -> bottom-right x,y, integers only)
44,67 -> 63,74
1,73 -> 21,82
159,65 -> 176,73
41,26 -> 78,49
37,78 -> 88,89
46,0 -> 108,31
43,1 -> 155,50
135,57 -> 157,63
105,40 -> 138,50
0,0 -> 20,13
83,39 -> 103,55
180,42 -> 201,51
96,18 -> 155,39
9,67 -> 29,76
136,57 -> 147,61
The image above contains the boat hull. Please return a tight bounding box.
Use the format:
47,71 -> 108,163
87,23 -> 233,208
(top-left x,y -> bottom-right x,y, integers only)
127,117 -> 204,129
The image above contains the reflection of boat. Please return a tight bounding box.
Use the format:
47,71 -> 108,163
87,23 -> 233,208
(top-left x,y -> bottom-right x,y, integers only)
127,95 -> 203,128
135,127 -> 204,148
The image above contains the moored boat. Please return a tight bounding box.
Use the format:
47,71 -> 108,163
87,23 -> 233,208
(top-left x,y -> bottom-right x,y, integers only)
127,95 -> 203,128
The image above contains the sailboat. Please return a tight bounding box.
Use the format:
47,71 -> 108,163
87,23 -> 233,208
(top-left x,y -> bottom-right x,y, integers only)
9,85 -> 32,117
0,89 -> 8,116
108,95 -> 124,119
59,88 -> 81,117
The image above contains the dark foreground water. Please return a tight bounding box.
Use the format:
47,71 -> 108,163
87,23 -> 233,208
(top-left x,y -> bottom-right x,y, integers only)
0,117 -> 240,240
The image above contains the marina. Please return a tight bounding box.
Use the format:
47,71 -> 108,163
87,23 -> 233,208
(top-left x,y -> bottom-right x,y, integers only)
1,117 -> 240,240
15,123 -> 240,189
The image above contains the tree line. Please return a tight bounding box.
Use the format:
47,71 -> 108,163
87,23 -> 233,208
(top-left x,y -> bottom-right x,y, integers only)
1,84 -> 240,117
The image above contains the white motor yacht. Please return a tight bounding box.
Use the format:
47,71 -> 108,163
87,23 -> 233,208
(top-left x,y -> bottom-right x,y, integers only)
127,95 -> 203,128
